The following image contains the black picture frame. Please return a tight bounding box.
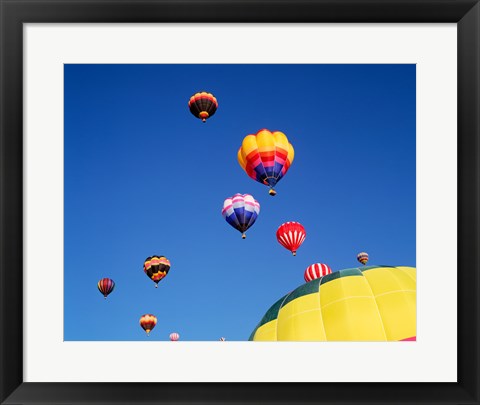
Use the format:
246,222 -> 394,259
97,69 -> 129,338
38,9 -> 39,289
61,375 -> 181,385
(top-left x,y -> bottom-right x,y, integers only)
1,1 -> 478,404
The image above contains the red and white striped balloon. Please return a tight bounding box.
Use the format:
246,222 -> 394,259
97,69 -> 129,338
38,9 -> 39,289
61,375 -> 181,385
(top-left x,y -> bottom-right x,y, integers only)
169,332 -> 180,341
276,221 -> 306,256
304,263 -> 332,282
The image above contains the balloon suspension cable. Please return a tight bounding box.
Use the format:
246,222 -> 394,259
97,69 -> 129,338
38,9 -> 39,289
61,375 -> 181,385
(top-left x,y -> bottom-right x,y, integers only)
269,188 -> 277,196
242,233 -> 246,239
292,251 -> 297,256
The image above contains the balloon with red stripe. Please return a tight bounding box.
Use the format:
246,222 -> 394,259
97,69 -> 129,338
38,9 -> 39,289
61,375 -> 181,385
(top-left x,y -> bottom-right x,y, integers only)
169,332 -> 180,341
139,314 -> 157,336
237,129 -> 295,196
143,255 -> 171,288
97,278 -> 115,299
188,91 -> 218,123
357,252 -> 369,265
304,263 -> 332,282
276,222 -> 306,256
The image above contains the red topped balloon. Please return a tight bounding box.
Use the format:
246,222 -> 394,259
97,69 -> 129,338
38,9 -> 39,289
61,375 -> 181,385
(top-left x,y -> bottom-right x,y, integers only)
276,222 -> 306,256
304,263 -> 332,282
97,278 -> 115,299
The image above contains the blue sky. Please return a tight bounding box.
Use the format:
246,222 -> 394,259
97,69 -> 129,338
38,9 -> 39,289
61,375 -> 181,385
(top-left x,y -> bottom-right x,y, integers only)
64,64 -> 416,341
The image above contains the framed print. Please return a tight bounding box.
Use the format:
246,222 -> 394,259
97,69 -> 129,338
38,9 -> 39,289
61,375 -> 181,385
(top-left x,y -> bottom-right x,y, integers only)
0,0 -> 478,404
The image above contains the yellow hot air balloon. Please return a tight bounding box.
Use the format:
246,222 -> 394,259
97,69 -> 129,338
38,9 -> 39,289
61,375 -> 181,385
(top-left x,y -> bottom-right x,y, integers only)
249,265 -> 416,341
237,129 -> 294,196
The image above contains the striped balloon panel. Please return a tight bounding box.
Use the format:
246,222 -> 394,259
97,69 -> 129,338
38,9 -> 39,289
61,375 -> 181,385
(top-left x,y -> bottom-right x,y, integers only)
188,92 -> 218,119
304,263 -> 332,282
249,266 -> 416,341
144,255 -> 170,283
97,278 -> 115,297
222,193 -> 260,234
140,314 -> 157,333
357,252 -> 369,265
276,222 -> 306,253
237,129 -> 294,188
169,332 -> 180,341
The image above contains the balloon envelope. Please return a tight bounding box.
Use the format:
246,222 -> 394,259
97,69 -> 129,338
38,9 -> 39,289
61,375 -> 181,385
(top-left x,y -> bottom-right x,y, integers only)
222,193 -> 260,238
144,255 -> 170,287
276,222 -> 306,256
140,314 -> 157,335
357,252 -> 369,265
304,263 -> 332,282
250,266 -> 416,341
97,278 -> 115,298
188,91 -> 218,122
237,129 -> 294,196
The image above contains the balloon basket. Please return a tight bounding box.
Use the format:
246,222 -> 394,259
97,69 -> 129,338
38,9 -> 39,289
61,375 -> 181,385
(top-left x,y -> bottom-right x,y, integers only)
292,251 -> 297,256
269,189 -> 277,196
242,233 -> 246,239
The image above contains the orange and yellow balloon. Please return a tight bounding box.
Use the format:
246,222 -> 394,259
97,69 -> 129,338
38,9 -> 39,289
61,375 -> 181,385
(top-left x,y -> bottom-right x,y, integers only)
237,129 -> 294,196
139,314 -> 157,336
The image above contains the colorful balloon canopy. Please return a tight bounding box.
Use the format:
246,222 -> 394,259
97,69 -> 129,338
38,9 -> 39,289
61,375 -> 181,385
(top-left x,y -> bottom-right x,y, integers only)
188,91 -> 218,123
357,252 -> 369,265
143,255 -> 170,288
222,193 -> 260,239
169,332 -> 180,341
276,221 -> 306,256
304,263 -> 332,282
97,278 -> 115,299
250,266 -> 416,341
237,129 -> 294,196
140,314 -> 157,336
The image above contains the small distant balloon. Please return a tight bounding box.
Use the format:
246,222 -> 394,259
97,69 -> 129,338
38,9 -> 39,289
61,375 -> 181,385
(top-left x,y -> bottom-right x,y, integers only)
140,314 -> 157,336
276,222 -> 306,256
304,263 -> 332,282
222,193 -> 260,239
143,255 -> 170,288
169,332 -> 180,341
219,337 -> 226,341
97,278 -> 115,299
188,91 -> 218,123
357,252 -> 369,265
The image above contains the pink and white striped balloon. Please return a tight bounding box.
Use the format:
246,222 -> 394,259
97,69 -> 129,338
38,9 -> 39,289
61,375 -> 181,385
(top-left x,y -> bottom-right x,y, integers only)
169,332 -> 180,341
304,263 -> 332,282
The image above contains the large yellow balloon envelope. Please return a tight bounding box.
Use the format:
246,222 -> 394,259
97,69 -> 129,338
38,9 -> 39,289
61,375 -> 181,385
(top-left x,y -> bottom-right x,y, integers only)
237,129 -> 294,196
249,266 -> 416,341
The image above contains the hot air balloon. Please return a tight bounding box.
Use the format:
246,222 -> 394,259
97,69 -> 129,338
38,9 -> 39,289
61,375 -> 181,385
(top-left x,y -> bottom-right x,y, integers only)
97,278 -> 115,299
222,193 -> 260,239
276,222 -> 306,256
250,266 -> 416,341
304,263 -> 332,282
188,91 -> 218,123
237,129 -> 294,196
169,332 -> 180,341
140,314 -> 157,336
143,255 -> 170,288
357,252 -> 369,265
219,337 -> 226,341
